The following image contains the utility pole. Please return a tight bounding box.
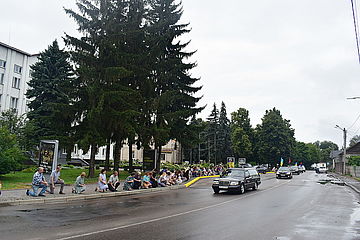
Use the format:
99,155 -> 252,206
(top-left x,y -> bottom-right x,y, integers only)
343,127 -> 347,175
335,125 -> 347,175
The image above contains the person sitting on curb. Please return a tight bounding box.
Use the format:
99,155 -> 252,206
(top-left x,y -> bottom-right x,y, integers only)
149,171 -> 158,188
133,172 -> 142,190
26,167 -> 48,197
157,171 -> 168,187
123,172 -> 135,191
142,172 -> 152,189
95,169 -> 108,192
73,172 -> 86,194
108,170 -> 120,192
49,165 -> 65,194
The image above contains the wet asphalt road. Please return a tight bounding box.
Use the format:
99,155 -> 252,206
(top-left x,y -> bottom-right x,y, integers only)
0,172 -> 359,240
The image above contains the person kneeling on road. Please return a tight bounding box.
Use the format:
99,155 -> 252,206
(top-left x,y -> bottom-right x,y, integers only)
26,167 -> 48,197
108,170 -> 120,192
73,172 -> 86,194
49,165 -> 65,194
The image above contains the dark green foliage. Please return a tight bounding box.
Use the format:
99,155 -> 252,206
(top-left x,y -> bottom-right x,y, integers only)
256,108 -> 295,166
0,127 -> 25,175
348,156 -> 360,166
217,102 -> 232,162
230,108 -> 254,160
26,40 -> 76,155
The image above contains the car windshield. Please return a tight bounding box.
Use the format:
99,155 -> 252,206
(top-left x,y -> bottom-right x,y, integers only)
278,167 -> 289,171
221,170 -> 245,178
290,166 -> 298,170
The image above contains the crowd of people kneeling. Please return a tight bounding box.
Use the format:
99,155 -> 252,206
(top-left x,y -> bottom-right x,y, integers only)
23,165 -> 221,197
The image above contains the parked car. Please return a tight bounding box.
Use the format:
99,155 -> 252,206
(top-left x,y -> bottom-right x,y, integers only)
212,168 -> 261,194
256,165 -> 268,174
289,166 -> 300,175
276,167 -> 292,179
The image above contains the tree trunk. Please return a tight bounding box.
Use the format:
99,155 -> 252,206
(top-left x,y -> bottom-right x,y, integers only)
105,139 -> 111,171
89,144 -> 97,178
128,139 -> 133,172
66,146 -> 72,163
155,144 -> 162,172
113,138 -> 121,171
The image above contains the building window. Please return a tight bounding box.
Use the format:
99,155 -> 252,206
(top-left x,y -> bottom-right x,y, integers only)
10,97 -> 18,110
12,77 -> 20,89
0,94 -> 2,110
0,60 -> 6,68
160,153 -> 166,161
14,65 -> 22,74
0,73 -> 4,84
102,148 -> 106,156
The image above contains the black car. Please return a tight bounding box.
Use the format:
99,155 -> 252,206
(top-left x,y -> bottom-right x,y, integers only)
212,168 -> 261,194
276,167 -> 292,179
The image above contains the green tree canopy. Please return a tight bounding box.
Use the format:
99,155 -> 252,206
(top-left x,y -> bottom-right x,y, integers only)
256,108 -> 295,166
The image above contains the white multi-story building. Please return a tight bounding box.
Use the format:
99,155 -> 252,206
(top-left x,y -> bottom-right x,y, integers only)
0,41 -> 38,114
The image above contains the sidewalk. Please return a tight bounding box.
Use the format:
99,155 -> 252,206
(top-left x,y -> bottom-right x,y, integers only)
330,172 -> 360,194
0,182 -> 185,206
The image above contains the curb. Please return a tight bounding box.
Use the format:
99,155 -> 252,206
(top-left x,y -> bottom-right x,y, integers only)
344,182 -> 360,194
0,185 -> 186,207
330,173 -> 360,195
184,175 -> 220,188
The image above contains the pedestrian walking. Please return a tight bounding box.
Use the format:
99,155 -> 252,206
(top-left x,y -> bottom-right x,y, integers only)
49,165 -> 65,194
108,171 -> 120,192
26,167 -> 48,197
96,169 -> 108,192
0,181 -> 2,196
73,172 -> 86,194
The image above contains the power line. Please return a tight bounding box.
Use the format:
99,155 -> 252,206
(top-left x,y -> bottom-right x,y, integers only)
347,111 -> 360,130
350,0 -> 360,63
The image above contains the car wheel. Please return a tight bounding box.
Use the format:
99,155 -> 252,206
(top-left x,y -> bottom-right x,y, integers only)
290,175 -> 293,179
213,189 -> 220,194
239,183 -> 245,194
253,182 -> 258,191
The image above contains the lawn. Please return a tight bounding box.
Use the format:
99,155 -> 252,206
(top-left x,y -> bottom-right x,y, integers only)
0,168 -> 129,190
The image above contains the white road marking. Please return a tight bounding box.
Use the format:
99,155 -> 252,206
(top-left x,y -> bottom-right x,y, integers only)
57,180 -> 291,240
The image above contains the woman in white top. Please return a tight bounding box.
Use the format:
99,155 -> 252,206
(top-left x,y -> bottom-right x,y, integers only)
96,169 -> 108,192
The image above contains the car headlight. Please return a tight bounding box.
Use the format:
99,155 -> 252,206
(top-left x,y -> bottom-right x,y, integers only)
230,181 -> 239,186
213,180 -> 219,184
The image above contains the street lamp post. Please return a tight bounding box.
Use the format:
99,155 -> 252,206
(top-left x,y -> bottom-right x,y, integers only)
335,125 -> 347,175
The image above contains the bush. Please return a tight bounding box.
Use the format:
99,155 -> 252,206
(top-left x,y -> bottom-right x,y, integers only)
348,156 -> 360,166
0,127 -> 26,175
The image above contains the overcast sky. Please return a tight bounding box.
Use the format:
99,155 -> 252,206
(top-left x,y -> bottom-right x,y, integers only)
1,0 -> 360,147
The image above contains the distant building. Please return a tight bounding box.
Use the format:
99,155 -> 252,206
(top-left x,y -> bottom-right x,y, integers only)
0,41 -> 38,114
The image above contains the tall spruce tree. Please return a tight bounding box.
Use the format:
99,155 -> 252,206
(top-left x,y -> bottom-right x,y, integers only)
146,0 -> 203,170
218,102 -> 232,163
26,40 -> 76,157
206,103 -> 219,163
65,0 -> 144,176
